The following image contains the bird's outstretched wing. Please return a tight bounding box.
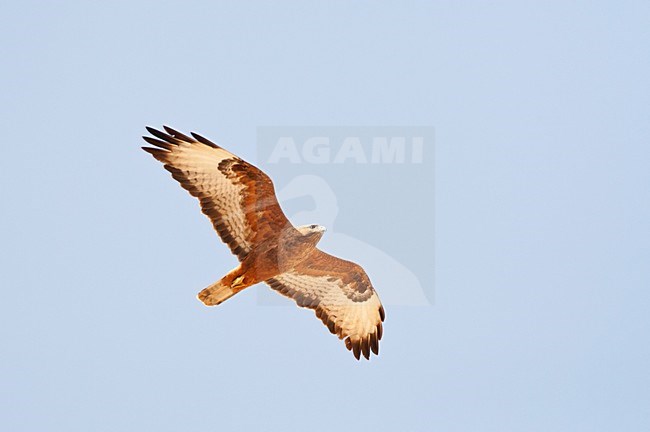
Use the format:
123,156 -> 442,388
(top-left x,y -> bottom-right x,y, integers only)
142,126 -> 292,260
266,249 -> 385,360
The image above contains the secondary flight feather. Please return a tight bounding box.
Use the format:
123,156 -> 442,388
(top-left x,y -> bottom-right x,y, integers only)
142,126 -> 385,360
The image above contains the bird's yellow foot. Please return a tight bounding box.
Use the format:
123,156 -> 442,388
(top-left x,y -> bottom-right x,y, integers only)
231,275 -> 246,290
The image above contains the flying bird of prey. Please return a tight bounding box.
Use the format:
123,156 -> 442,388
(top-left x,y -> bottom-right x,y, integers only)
142,126 -> 385,360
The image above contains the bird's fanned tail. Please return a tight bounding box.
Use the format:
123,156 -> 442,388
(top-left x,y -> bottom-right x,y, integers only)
197,281 -> 238,306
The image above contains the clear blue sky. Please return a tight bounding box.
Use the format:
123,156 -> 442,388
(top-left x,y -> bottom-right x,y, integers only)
1,1 -> 649,431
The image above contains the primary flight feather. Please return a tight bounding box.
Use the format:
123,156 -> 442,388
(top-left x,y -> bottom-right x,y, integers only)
142,126 -> 385,360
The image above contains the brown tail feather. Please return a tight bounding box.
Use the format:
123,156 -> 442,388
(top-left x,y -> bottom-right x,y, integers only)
197,281 -> 238,306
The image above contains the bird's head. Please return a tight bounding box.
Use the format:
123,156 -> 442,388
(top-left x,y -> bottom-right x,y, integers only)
297,224 -> 327,243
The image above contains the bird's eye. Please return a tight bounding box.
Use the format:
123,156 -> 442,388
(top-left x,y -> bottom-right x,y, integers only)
311,225 -> 317,229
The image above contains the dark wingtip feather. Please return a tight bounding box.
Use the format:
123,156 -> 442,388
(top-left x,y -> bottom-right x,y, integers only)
352,340 -> 361,360
191,132 -> 219,148
379,305 -> 386,321
361,336 -> 370,360
370,332 -> 379,355
145,126 -> 165,138
142,136 -> 173,150
163,125 -> 196,142
146,126 -> 182,145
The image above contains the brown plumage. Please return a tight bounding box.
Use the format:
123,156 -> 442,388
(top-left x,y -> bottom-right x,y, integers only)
142,126 -> 385,360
